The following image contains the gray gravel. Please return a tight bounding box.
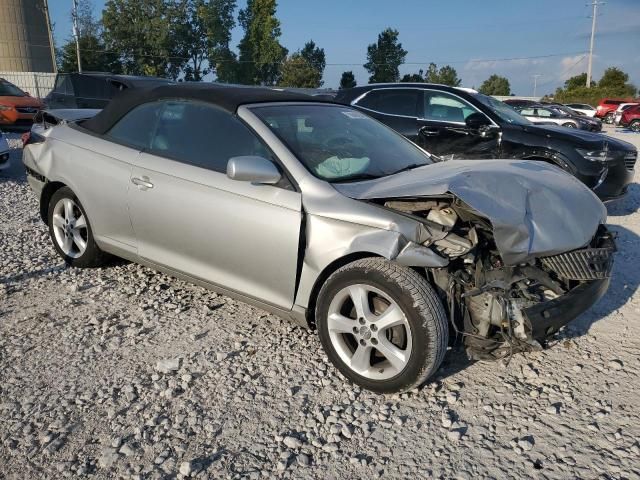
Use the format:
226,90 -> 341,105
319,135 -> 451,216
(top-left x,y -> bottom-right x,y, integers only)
1,128 -> 639,479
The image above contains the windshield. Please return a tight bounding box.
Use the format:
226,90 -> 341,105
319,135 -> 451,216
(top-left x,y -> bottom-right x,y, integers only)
251,104 -> 432,182
0,81 -> 26,97
472,93 -> 532,126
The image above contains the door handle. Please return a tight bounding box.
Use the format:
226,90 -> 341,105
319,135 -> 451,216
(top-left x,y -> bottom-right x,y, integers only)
131,176 -> 154,190
419,126 -> 440,137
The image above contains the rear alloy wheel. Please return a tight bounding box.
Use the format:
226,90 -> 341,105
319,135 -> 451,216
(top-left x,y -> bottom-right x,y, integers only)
630,120 -> 640,132
604,113 -> 614,124
316,258 -> 448,393
562,122 -> 576,128
48,187 -> 107,267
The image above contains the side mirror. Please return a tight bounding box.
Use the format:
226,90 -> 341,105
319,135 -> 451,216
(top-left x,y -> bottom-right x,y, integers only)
465,112 -> 491,130
25,91 -> 31,97
227,156 -> 282,184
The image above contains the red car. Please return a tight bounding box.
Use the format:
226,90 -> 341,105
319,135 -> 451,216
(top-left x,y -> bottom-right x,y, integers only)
595,98 -> 632,123
620,104 -> 640,132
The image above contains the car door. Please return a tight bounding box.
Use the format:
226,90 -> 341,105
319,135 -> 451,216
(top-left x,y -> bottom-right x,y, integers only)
351,88 -> 421,143
68,101 -> 164,252
416,90 -> 499,159
128,100 -> 302,310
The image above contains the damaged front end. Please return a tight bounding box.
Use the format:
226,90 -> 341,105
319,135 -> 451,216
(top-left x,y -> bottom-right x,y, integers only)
378,197 -> 616,360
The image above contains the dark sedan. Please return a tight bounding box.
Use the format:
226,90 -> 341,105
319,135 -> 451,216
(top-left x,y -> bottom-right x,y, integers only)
335,84 -> 636,201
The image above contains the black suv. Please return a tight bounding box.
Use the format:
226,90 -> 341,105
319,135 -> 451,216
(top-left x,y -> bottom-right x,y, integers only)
335,84 -> 636,201
44,73 -> 174,109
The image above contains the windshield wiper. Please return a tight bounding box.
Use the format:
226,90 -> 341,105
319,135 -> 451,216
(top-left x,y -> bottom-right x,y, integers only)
388,163 -> 428,176
330,173 -> 383,183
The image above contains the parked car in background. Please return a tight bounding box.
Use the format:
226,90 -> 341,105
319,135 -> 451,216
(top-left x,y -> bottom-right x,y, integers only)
502,98 -> 540,109
22,84 -> 617,392
613,103 -> 640,126
547,104 -> 602,131
564,103 -> 597,117
516,104 -> 602,132
44,72 -> 174,109
595,99 -> 631,123
0,129 -> 10,170
335,83 -> 636,201
0,78 -> 44,128
619,104 -> 640,132
515,105 -> 585,129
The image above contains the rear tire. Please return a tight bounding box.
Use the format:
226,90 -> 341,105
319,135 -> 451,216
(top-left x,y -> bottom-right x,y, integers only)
47,187 -> 108,268
604,113 -> 614,124
316,258 -> 448,393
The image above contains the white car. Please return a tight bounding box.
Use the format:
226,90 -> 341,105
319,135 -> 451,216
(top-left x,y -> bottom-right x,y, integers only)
564,103 -> 597,117
0,130 -> 10,170
613,103 -> 639,126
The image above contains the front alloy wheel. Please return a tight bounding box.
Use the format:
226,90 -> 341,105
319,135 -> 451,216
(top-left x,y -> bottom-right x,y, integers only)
326,284 -> 412,380
317,258 -> 448,393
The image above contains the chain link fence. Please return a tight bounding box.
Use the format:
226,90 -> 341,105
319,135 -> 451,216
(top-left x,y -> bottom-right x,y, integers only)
0,71 -> 56,98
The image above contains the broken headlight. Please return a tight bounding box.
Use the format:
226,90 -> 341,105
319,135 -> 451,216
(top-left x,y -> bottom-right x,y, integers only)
576,148 -> 622,163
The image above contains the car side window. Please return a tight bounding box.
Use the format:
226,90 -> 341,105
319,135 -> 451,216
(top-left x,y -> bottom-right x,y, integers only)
107,102 -> 163,149
149,100 -> 274,174
422,91 -> 480,123
356,90 -> 420,117
536,108 -> 553,118
519,108 -> 535,116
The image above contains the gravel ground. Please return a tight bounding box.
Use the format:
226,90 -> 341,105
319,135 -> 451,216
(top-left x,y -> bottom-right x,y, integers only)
1,127 -> 639,479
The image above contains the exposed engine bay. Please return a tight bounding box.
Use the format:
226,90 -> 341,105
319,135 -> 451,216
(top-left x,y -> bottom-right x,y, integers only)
378,196 -> 616,360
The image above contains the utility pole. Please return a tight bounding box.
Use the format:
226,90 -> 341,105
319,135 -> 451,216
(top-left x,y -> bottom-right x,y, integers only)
43,0 -> 57,73
586,1 -> 604,87
72,0 -> 82,73
532,74 -> 542,98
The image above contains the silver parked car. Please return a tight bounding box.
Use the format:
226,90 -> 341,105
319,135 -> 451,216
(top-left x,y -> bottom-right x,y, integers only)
515,105 -> 583,129
23,84 -> 615,393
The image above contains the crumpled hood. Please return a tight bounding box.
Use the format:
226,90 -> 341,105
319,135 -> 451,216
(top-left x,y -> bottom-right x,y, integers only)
334,159 -> 607,265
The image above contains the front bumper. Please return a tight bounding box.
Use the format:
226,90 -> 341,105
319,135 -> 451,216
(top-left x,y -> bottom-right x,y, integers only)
525,226 -> 615,340
524,276 -> 610,340
590,154 -> 636,201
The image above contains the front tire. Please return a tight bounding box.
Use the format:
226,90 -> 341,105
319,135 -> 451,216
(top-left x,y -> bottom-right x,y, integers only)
47,187 -> 107,267
630,120 -> 640,132
316,258 -> 448,393
562,122 -> 576,128
604,113 -> 614,124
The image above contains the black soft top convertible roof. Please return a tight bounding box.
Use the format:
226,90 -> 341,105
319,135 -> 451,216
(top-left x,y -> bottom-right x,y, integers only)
82,83 -> 335,134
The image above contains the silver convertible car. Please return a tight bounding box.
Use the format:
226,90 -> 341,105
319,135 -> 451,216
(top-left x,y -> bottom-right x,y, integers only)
23,84 -> 615,393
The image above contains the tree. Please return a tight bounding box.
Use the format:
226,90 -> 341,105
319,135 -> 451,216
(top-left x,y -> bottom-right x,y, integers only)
279,54 -> 322,88
400,70 -> 425,82
58,34 -> 122,73
201,0 -> 238,83
236,0 -> 287,85
339,71 -> 356,89
170,0 -> 237,81
564,73 -> 594,90
364,28 -> 407,83
58,0 -> 121,73
598,67 -> 636,95
554,67 -> 637,105
424,63 -> 462,86
478,74 -> 511,95
299,40 -> 325,86
102,0 -> 179,77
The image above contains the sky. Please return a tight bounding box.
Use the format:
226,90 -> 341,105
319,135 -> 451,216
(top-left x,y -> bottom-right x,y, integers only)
49,0 -> 640,95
